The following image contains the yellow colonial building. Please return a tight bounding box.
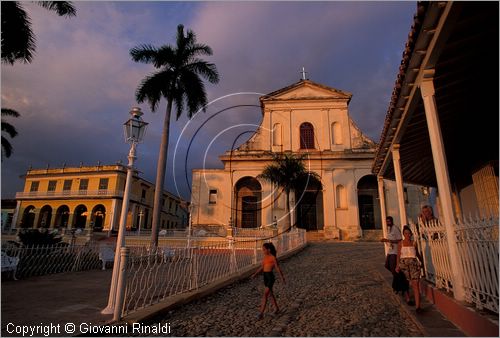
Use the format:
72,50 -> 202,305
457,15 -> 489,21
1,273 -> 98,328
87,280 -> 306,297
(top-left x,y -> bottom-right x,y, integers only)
12,164 -> 188,232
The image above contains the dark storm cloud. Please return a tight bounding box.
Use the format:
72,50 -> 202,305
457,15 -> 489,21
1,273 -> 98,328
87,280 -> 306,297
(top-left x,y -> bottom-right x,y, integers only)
1,1 -> 415,200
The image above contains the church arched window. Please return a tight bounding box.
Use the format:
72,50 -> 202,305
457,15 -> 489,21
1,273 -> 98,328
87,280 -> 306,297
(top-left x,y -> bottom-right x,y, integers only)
300,122 -> 315,149
336,184 -> 347,208
332,122 -> 343,145
272,123 -> 282,146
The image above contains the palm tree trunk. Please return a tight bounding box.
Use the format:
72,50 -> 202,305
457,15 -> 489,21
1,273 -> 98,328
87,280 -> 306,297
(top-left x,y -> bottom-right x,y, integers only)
150,97 -> 173,248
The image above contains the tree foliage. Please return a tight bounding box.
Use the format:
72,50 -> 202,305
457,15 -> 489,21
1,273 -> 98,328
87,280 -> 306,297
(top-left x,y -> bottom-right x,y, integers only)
1,1 -> 76,64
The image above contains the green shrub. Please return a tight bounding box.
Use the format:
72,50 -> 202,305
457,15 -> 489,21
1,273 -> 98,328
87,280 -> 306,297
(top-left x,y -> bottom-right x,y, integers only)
18,229 -> 62,247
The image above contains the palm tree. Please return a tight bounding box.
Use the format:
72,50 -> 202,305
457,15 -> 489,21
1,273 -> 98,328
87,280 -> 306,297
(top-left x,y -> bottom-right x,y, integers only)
2,108 -> 20,158
1,1 -> 76,64
258,153 -> 322,231
130,24 -> 219,248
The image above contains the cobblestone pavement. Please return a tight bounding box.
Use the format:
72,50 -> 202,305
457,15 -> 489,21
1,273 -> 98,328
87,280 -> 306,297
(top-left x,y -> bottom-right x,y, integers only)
140,242 -> 424,337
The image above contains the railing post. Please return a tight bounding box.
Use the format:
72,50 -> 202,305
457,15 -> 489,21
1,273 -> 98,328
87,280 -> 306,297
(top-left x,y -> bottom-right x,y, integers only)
113,247 -> 129,321
189,247 -> 199,290
193,247 -> 199,289
229,237 -> 237,274
253,238 -> 258,265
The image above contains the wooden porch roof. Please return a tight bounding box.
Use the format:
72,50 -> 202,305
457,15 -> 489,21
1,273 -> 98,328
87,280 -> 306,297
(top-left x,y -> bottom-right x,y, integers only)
373,2 -> 499,189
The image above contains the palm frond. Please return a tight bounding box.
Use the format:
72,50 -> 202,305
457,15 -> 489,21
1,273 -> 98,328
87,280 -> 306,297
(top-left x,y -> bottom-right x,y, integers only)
258,153 -> 319,193
135,70 -> 172,112
155,45 -> 176,67
1,108 -> 21,118
130,44 -> 159,65
175,24 -> 187,53
1,1 -> 35,64
2,121 -> 18,138
179,69 -> 208,119
1,136 -> 13,158
186,43 -> 213,58
186,59 -> 219,84
36,1 -> 76,17
172,91 -> 185,121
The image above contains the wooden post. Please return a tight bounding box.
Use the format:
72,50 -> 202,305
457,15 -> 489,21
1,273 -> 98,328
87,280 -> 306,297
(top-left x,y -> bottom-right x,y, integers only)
392,144 -> 408,227
420,71 -> 465,301
378,176 -> 389,255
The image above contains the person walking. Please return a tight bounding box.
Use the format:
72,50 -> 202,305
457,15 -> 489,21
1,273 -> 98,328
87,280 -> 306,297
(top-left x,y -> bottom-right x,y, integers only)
251,242 -> 286,320
396,225 -> 423,312
381,216 -> 409,298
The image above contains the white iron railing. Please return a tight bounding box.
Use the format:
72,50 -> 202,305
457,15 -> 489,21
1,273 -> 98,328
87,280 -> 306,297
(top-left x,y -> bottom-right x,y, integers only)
412,216 -> 499,314
1,242 -> 115,279
455,215 -> 499,313
120,229 -> 307,317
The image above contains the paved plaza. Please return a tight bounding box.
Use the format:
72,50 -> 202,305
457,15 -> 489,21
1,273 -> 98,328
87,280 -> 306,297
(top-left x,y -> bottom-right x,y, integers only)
2,241 -> 466,337
143,242 -> 425,337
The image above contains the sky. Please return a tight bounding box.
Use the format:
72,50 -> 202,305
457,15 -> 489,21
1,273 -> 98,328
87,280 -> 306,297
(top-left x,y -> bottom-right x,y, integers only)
1,1 -> 416,201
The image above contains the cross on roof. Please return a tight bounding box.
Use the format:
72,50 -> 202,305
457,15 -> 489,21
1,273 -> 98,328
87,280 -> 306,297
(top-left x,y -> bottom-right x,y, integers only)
301,67 -> 308,80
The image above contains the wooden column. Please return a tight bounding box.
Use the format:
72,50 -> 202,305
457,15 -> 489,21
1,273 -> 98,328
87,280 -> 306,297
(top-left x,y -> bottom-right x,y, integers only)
392,144 -> 407,227
378,176 -> 389,255
420,71 -> 465,301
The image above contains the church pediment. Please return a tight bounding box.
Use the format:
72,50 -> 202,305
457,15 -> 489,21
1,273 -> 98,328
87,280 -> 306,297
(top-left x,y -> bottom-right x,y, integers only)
260,80 -> 352,103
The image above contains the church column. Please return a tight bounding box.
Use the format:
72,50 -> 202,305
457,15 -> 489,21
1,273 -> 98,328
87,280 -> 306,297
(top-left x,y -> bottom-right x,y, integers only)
391,144 -> 407,227
262,182 -> 274,228
377,176 -> 388,255
322,169 -> 337,239
420,71 -> 465,301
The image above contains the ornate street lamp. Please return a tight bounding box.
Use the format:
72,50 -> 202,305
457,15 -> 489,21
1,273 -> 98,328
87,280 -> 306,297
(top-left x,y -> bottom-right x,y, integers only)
102,107 -> 148,315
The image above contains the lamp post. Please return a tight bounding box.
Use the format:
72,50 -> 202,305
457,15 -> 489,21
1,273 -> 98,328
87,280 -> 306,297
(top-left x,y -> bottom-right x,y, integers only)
102,107 -> 148,315
138,210 -> 144,236
187,203 -> 193,248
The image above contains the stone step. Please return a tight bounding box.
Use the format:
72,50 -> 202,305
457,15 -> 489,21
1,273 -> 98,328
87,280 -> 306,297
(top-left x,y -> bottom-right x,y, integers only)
360,229 -> 383,242
306,231 -> 325,241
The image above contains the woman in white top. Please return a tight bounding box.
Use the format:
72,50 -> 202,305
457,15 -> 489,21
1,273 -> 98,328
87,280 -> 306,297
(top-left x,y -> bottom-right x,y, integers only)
396,225 -> 423,312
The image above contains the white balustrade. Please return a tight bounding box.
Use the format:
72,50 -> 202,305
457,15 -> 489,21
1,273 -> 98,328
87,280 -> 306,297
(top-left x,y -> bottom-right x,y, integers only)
411,215 -> 499,314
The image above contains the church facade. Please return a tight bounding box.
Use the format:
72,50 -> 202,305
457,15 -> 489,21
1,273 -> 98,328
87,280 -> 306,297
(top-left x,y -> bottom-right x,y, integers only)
191,79 -> 425,240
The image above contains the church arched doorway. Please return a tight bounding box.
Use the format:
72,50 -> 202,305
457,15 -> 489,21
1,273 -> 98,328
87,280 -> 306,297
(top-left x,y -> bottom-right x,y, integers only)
295,174 -> 324,231
234,177 -> 262,228
357,175 -> 382,230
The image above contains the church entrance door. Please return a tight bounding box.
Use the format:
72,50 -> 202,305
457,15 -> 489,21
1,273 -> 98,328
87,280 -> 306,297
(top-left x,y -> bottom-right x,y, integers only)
234,177 -> 262,228
295,175 -> 324,231
241,196 -> 258,228
357,175 -> 382,230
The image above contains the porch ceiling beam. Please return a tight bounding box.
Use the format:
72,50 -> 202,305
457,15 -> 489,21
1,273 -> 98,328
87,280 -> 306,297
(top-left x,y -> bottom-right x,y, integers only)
374,2 -> 462,177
